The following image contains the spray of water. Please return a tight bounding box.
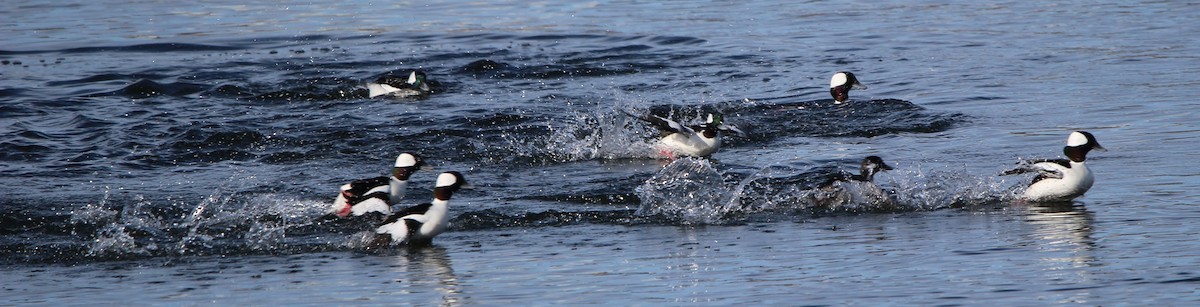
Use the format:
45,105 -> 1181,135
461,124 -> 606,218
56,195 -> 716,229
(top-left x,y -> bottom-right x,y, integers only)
67,171 -> 364,260
484,92 -> 752,165
634,158 -> 742,224
634,158 -> 1023,224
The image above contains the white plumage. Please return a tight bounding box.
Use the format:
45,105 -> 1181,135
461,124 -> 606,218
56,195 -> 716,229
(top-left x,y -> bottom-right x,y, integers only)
371,171 -> 468,247
1002,131 -> 1106,202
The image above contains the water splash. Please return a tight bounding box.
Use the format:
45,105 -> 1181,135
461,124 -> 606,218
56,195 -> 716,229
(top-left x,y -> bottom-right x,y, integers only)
87,224 -> 156,257
542,104 -> 659,162
633,158 -> 1023,224
883,163 -> 1019,210
61,174 -> 365,261
177,175 -> 235,256
69,186 -> 119,226
74,191 -> 166,259
634,158 -> 742,224
485,93 -> 754,165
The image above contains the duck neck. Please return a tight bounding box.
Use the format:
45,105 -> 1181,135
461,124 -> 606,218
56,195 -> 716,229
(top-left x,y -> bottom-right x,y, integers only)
858,167 -> 876,182
1063,146 -> 1089,162
389,177 -> 407,204
831,86 -> 850,103
424,198 -> 450,220
433,186 -> 456,201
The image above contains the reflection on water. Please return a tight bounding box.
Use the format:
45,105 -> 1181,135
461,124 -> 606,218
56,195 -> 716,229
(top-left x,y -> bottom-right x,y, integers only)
1022,202 -> 1097,259
1019,201 -> 1100,304
386,247 -> 465,306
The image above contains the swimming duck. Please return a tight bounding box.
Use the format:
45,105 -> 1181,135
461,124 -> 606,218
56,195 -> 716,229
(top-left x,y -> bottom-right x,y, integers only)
1002,131 -> 1105,202
817,156 -> 894,187
810,156 -> 895,209
330,153 -> 427,218
370,171 -> 468,247
625,111 -> 745,158
829,71 -> 867,104
367,70 -> 432,98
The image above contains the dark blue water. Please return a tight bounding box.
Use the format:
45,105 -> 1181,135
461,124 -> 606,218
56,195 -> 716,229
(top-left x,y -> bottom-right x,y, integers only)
4,0 -> 1200,305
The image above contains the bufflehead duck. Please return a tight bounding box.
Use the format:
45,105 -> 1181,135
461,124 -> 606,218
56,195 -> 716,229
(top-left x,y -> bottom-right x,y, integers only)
848,156 -> 893,182
331,153 -> 427,218
818,156 -> 894,186
829,71 -> 867,104
810,156 -> 895,209
367,70 -> 432,98
1002,131 -> 1106,202
370,171 -> 468,247
625,111 -> 745,158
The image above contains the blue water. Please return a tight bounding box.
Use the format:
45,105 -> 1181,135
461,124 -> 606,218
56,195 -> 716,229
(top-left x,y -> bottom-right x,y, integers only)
4,0 -> 1200,305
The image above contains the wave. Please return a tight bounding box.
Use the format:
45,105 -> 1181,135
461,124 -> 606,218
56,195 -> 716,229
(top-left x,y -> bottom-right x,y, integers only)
0,155 -> 1023,265
0,43 -> 242,55
85,79 -> 210,99
475,95 -> 965,165
0,31 -> 983,265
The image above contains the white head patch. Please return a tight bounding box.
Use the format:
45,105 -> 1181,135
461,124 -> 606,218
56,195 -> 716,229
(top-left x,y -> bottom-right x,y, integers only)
407,71 -> 418,84
436,172 -> 457,187
830,72 -> 848,88
395,153 -> 417,167
1067,132 -> 1089,147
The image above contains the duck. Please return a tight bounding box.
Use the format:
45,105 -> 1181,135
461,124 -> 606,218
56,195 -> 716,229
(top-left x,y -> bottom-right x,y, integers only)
330,153 -> 427,218
1002,131 -> 1106,202
366,70 -> 432,98
810,156 -> 895,209
369,171 -> 469,248
829,71 -> 867,104
624,110 -> 745,158
816,156 -> 894,187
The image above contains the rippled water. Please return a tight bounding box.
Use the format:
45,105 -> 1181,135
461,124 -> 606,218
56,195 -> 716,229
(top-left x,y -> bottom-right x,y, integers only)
4,0 -> 1200,305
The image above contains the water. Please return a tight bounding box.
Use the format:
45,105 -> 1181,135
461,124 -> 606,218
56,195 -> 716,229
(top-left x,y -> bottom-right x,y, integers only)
3,0 -> 1200,305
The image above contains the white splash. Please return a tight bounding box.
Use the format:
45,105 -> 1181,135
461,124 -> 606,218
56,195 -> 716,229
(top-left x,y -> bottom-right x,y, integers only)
633,158 -> 1025,224
76,190 -> 165,258
70,174 -> 347,258
634,158 -> 742,224
542,105 -> 659,162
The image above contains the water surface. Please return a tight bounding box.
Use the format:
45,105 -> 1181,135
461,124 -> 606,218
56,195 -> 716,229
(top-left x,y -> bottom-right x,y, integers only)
3,0 -> 1200,305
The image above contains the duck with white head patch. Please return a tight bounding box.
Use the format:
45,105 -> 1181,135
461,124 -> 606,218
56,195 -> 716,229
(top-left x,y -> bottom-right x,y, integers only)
810,156 -> 895,209
829,71 -> 867,104
844,156 -> 893,183
370,171 -> 468,248
330,153 -> 428,218
624,110 -> 745,158
366,70 -> 433,98
1002,131 -> 1106,202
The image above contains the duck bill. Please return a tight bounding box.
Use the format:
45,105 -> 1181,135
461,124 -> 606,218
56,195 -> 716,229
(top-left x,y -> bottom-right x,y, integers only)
852,81 -> 868,90
720,124 -> 746,136
1091,143 -> 1107,152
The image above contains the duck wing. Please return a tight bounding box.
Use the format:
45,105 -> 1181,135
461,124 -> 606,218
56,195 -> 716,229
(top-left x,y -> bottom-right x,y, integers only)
622,110 -> 695,137
394,203 -> 434,218
1001,158 -> 1070,182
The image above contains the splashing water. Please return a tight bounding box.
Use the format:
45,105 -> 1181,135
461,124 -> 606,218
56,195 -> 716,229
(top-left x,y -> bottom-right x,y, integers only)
543,104 -> 660,162
634,158 -> 742,224
883,162 -> 1019,210
58,173 -> 362,261
75,197 -> 166,258
634,158 -> 1024,225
